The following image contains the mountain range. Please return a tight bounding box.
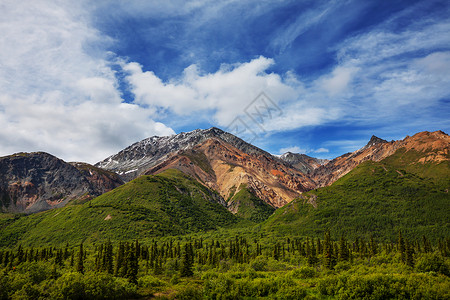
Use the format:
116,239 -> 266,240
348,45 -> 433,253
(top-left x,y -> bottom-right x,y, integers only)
0,128 -> 448,244
1,128 -> 449,214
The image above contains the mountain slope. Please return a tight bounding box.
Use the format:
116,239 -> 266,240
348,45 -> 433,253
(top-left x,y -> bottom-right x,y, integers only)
227,184 -> 275,222
145,137 -> 315,208
0,152 -> 123,213
264,135 -> 450,241
0,169 -> 238,247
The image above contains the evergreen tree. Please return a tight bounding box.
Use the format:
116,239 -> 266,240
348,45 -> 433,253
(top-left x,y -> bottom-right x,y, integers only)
55,249 -> 64,267
323,230 -> 335,269
405,239 -> 414,268
398,231 -> 406,263
370,235 -> 377,257
70,251 -> 74,267
422,235 -> 432,253
76,243 -> 84,274
338,235 -> 349,262
16,245 -> 24,264
126,243 -> 138,284
102,240 -> 114,274
180,243 -> 194,277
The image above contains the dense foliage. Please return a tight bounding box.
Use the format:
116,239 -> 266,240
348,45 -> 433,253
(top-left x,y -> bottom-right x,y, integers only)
0,232 -> 449,299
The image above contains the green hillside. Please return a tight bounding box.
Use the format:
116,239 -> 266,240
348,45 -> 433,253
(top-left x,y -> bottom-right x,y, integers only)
264,149 -> 450,241
0,169 -> 238,247
228,184 -> 275,222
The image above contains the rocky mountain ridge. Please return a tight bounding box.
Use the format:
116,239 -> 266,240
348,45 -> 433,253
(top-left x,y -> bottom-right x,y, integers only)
311,130 -> 449,187
95,127 -> 270,182
0,152 -> 123,213
96,128 -> 449,211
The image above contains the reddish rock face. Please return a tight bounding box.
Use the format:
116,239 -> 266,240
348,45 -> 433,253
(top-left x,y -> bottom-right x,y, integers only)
146,138 -> 316,208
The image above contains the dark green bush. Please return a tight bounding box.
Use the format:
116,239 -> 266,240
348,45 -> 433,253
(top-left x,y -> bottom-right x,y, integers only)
49,272 -> 137,300
416,252 -> 450,276
290,266 -> 316,279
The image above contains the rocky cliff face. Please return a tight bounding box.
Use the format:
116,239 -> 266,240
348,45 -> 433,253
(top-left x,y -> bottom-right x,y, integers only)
0,152 -> 123,213
311,130 -> 449,187
70,162 -> 124,195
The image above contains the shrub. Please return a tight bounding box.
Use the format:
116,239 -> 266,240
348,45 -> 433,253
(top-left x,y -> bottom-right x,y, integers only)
49,272 -> 137,299
176,285 -> 202,300
276,285 -> 308,300
290,266 -> 316,279
335,261 -> 352,272
250,256 -> 268,271
415,252 -> 450,276
138,275 -> 167,289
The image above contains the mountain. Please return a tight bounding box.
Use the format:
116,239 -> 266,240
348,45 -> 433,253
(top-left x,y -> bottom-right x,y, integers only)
311,131 -> 449,187
97,127 -> 316,209
278,152 -> 328,174
0,169 -> 238,247
0,152 -> 123,213
264,130 -> 450,240
96,127 -> 270,182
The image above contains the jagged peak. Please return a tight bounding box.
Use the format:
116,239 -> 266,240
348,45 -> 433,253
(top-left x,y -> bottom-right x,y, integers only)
365,135 -> 388,148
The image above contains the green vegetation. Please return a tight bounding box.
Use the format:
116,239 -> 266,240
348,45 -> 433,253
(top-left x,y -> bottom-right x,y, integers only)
265,158 -> 450,241
0,169 -> 238,247
0,232 -> 449,299
0,146 -> 449,298
229,184 -> 275,222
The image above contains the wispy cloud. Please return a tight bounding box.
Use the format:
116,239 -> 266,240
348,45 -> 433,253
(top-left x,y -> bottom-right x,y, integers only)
0,0 -> 174,163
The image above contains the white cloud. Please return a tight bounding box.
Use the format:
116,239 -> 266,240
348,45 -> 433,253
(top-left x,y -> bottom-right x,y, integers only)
270,1 -> 338,52
124,56 -> 302,126
0,0 -> 174,163
314,148 -> 329,153
319,66 -> 359,96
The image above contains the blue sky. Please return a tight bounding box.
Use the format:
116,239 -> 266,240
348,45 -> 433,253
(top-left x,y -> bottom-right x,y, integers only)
0,0 -> 449,163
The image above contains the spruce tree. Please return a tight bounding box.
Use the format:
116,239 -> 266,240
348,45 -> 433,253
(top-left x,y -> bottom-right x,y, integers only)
405,239 -> 414,268
126,243 -> 138,284
70,251 -> 74,267
370,235 -> 377,257
180,243 -> 193,277
338,235 -> 349,262
76,243 -> 84,274
398,231 -> 406,263
323,230 -> 335,269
